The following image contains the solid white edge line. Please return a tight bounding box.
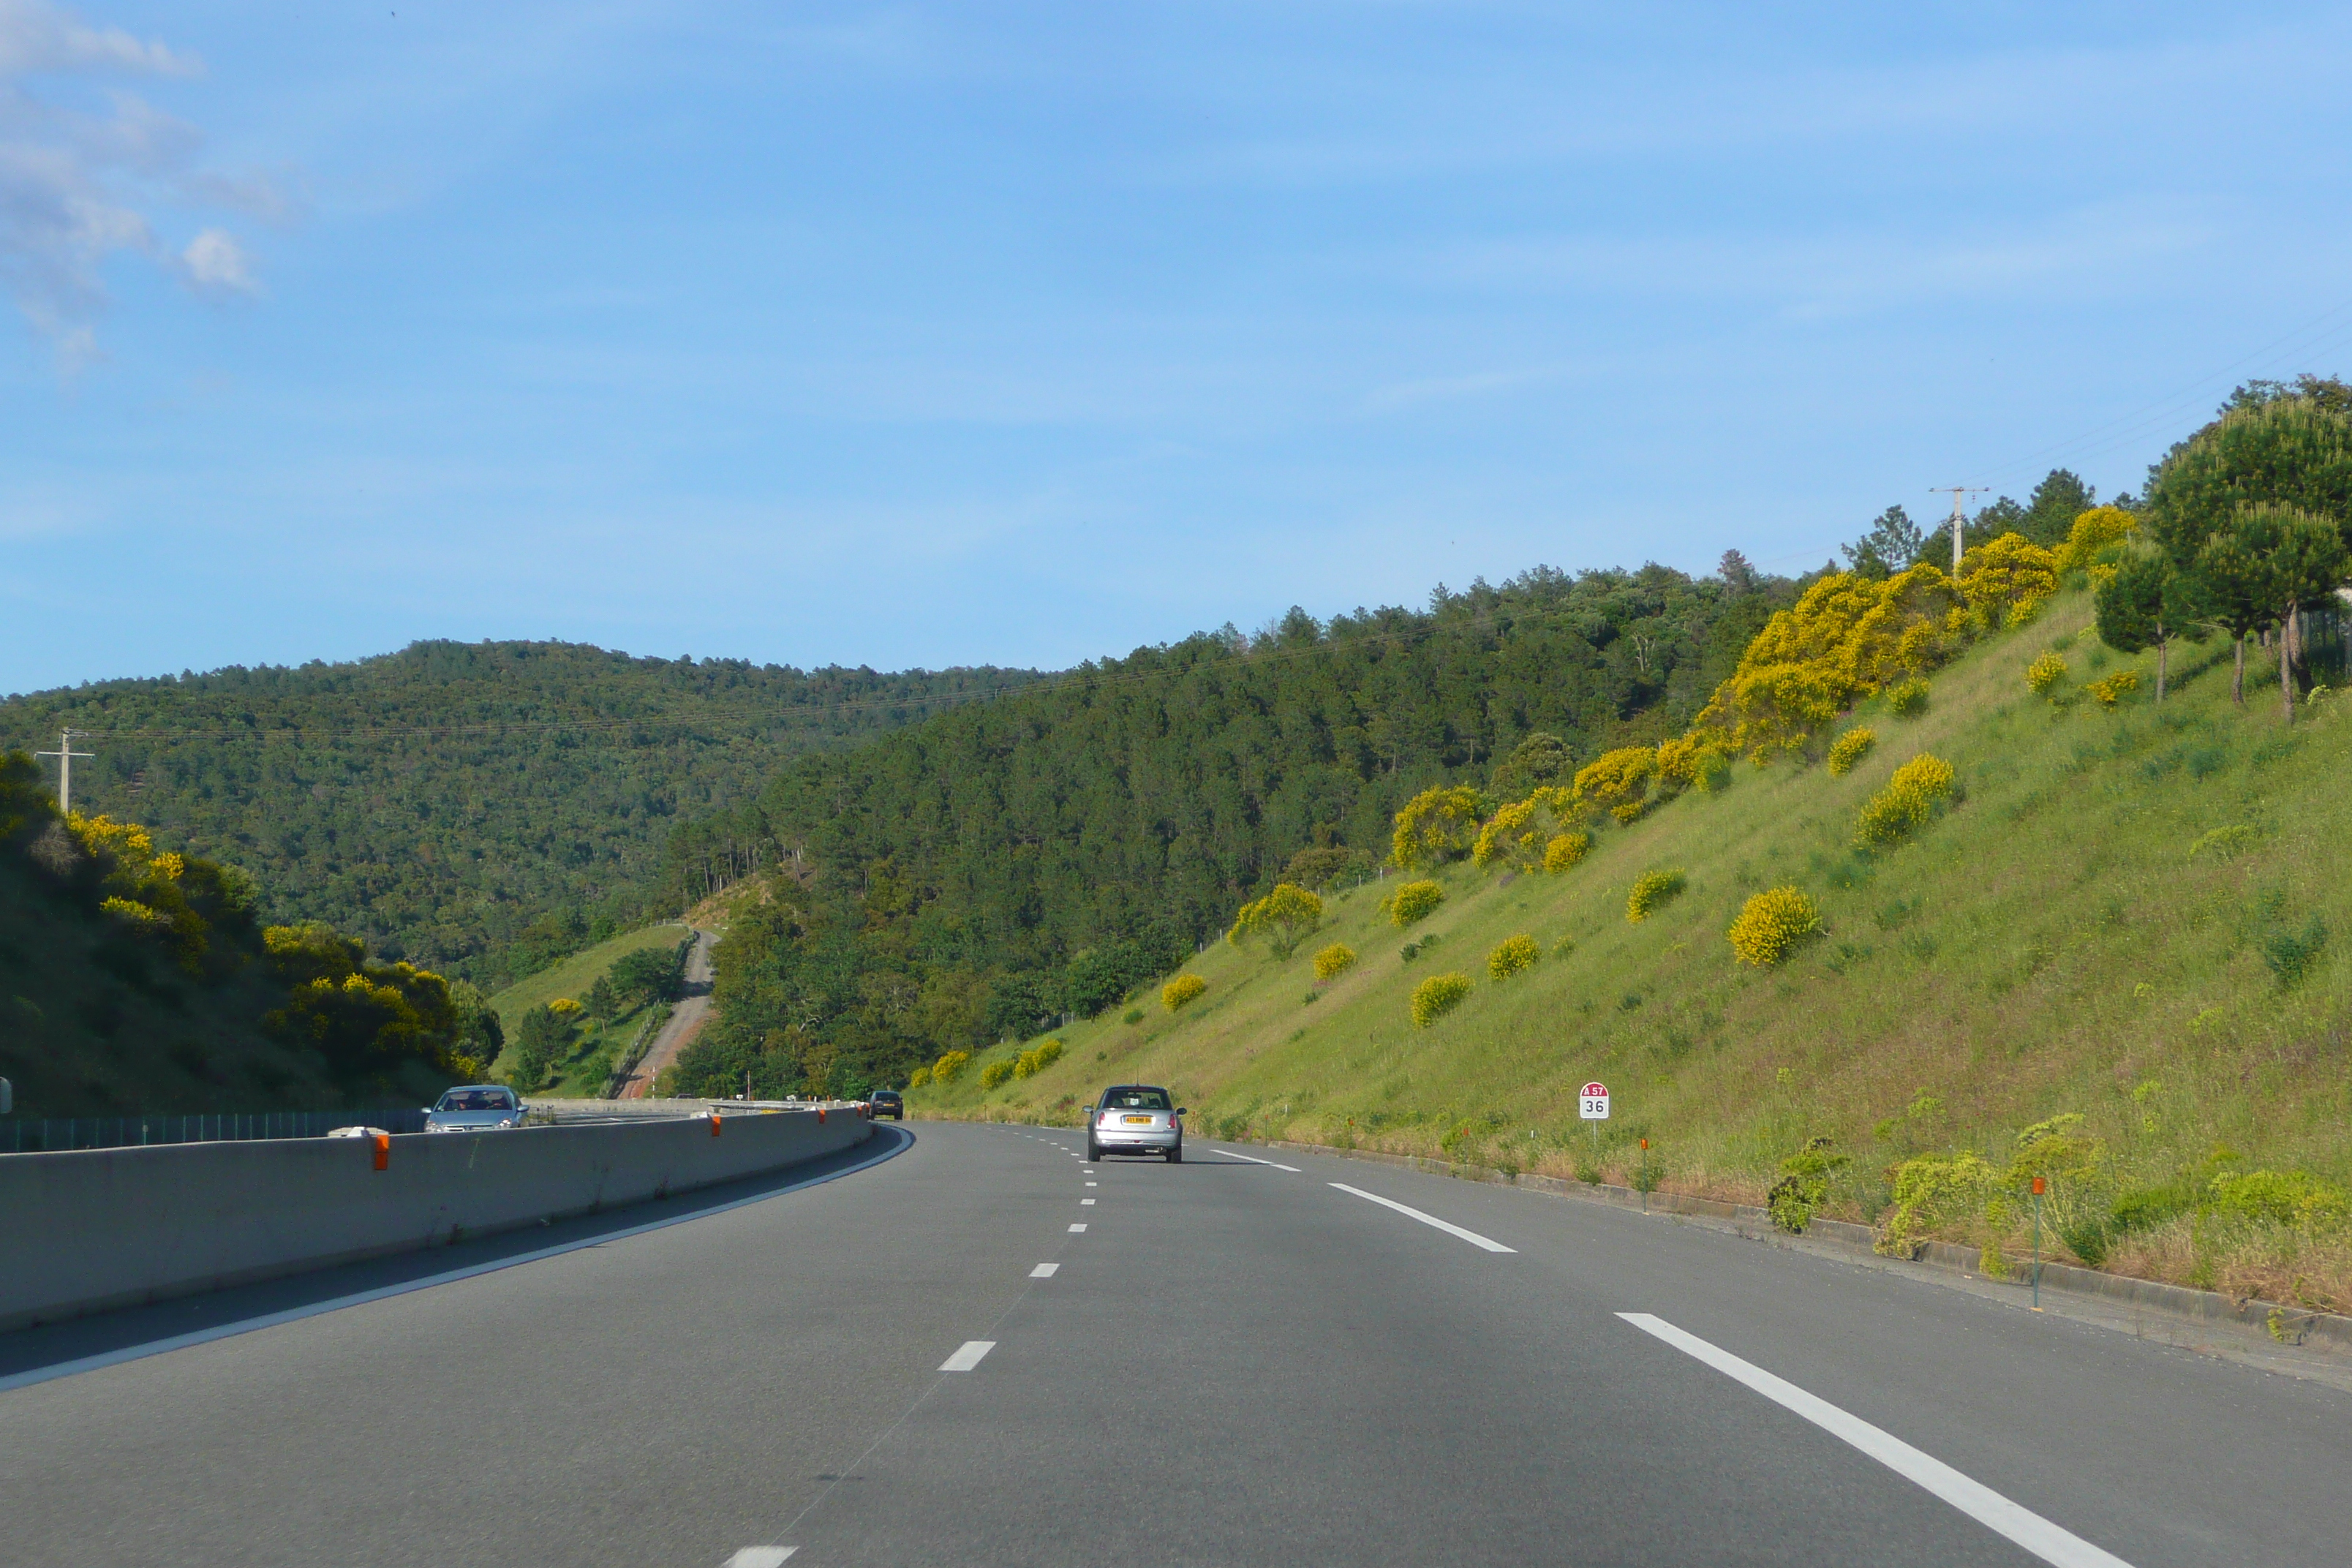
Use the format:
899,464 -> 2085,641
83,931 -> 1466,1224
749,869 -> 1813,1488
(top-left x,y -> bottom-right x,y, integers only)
0,1129 -> 910,1396
1327,1182 -> 1515,1252
1616,1313 -> 2133,1568
938,1340 -> 996,1373
1030,1263 -> 1058,1278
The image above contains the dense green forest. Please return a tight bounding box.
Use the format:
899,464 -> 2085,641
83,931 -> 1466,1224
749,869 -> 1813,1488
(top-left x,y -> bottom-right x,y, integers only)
0,752 -> 496,1116
667,557 -> 1821,1099
0,643 -> 1037,987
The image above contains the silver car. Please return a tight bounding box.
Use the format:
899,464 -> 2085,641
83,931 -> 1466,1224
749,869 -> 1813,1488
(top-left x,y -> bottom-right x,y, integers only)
1085,1084 -> 1184,1162
424,1085 -> 525,1131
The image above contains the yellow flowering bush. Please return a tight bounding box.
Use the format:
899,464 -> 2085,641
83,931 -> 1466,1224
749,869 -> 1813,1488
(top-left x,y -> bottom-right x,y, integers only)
1886,677 -> 1929,717
1471,785 -> 1579,872
1654,735 -> 1719,794
1956,534 -> 2060,623
1384,878 -> 1445,927
64,812 -> 222,974
1689,562 -> 1965,761
1486,934 -> 1540,979
2086,670 -> 2139,708
932,1049 -> 973,1083
1390,785 -> 1488,871
1853,754 -> 1958,849
2056,505 -> 2138,578
1626,868 -> 1687,922
1826,728 -> 1876,777
907,1066 -> 932,1089
99,894 -> 171,928
1727,886 -> 1823,967
1312,943 -> 1358,981
1015,1039 -> 1065,1078
2026,650 -> 2067,695
548,997 -> 584,1016
67,812 -> 155,864
1409,972 -> 1472,1028
261,928 -> 468,1080
1471,799 -> 1537,870
981,1059 -> 1017,1090
1543,832 -> 1591,873
1572,747 -> 1657,816
1161,974 -> 1207,1011
1610,800 -> 1650,825
1227,882 -> 1324,957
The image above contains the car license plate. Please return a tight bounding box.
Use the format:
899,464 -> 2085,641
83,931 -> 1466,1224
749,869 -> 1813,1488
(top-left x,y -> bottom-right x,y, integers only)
1123,1115 -> 1153,1125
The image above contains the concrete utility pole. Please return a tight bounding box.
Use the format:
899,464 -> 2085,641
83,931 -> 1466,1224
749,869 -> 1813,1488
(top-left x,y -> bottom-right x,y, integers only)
34,731 -> 94,815
1930,488 -> 1986,573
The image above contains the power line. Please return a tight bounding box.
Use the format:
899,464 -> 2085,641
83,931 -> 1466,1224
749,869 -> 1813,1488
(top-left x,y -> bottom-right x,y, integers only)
1961,296 -> 2352,491
32,731 -> 94,813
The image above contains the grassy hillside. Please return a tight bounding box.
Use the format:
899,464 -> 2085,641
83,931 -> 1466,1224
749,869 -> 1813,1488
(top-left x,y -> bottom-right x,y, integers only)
668,562 -> 1801,1098
0,641 -> 1036,986
914,589 -> 2352,1306
489,923 -> 690,1029
484,924 -> 694,1097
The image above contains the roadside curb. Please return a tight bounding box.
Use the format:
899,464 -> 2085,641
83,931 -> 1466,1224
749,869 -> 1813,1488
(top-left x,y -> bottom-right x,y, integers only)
1264,1139 -> 2352,1357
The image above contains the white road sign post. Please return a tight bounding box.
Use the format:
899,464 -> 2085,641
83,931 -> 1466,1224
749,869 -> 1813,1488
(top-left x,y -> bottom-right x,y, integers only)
1580,1081 -> 1609,1156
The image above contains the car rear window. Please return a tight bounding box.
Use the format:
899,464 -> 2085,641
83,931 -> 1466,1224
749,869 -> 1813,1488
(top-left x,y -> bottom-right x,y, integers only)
1104,1088 -> 1171,1110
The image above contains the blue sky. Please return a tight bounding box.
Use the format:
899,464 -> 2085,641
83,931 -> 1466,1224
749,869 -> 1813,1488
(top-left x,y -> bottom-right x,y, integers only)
7,1 -> 2352,693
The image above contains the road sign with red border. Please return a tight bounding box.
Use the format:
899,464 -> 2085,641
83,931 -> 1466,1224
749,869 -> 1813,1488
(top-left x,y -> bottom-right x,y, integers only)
1580,1082 -> 1610,1120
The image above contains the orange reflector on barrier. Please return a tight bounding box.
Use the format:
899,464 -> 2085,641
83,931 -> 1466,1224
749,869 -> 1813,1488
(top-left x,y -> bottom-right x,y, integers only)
709,1113 -> 722,1137
818,1108 -> 827,1124
372,1133 -> 390,1171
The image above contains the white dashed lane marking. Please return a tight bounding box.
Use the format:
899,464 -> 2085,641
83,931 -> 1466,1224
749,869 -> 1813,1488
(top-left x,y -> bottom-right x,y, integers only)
939,1341 -> 996,1373
1081,1198 -> 1095,1205
1329,1183 -> 1515,1252
1214,1147 -> 1303,1172
1617,1314 -> 2134,1568
1068,1223 -> 1088,1232
1030,1263 -> 1058,1278
725,1547 -> 794,1566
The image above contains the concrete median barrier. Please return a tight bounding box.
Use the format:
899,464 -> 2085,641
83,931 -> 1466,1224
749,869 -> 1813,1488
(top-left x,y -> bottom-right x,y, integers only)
2,1104 -> 874,1330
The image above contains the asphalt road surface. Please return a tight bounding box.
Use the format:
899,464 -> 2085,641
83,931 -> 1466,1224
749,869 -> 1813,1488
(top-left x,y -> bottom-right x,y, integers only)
5,1122 -> 2347,1567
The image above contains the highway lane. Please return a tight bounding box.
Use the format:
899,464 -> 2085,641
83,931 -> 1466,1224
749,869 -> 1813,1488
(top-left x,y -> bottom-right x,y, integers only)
6,1122 -> 2348,1566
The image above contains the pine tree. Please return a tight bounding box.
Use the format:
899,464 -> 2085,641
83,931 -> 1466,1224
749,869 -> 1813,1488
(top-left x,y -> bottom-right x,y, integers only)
2095,551 -> 2206,703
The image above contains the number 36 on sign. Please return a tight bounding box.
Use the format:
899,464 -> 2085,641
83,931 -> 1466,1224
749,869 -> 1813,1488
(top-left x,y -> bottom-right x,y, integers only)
1580,1082 -> 1610,1120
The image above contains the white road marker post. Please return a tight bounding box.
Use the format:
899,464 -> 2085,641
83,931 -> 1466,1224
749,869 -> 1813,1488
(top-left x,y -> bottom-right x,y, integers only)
1580,1080 -> 1610,1163
2031,1175 -> 2046,1309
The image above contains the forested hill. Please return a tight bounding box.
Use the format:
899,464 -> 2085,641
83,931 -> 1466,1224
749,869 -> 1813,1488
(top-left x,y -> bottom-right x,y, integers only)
0,643 -> 1038,986
669,562 -> 1795,1098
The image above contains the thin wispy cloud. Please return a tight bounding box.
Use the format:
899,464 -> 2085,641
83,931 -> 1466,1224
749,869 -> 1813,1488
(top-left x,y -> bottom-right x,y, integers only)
0,0 -> 274,364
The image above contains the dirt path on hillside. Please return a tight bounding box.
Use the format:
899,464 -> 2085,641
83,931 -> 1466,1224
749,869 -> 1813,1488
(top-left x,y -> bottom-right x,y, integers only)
617,929 -> 715,1099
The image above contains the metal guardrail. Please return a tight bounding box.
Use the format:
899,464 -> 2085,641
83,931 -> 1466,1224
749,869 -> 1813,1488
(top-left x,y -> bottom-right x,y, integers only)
535,1096 -> 862,1122
1,1107 -> 431,1155
600,1006 -> 670,1100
